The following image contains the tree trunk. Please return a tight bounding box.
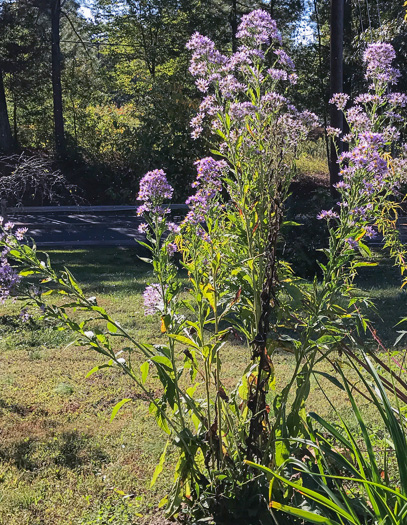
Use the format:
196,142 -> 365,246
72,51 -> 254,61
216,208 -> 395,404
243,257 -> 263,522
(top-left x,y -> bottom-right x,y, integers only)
329,0 -> 344,195
0,68 -> 14,154
230,0 -> 237,52
13,91 -> 18,148
51,0 -> 65,156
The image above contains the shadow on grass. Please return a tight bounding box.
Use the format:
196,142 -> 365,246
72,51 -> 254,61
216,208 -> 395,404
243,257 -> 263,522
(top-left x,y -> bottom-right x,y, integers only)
0,431 -> 109,471
0,399 -> 32,417
356,257 -> 407,346
45,247 -> 153,296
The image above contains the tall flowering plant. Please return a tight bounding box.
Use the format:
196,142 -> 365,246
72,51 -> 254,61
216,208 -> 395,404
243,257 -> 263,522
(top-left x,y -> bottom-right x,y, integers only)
186,10 -> 318,467
0,11 -> 318,522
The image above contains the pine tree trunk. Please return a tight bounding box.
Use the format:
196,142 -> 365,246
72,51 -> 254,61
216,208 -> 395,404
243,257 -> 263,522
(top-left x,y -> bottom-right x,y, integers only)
51,0 -> 65,156
0,68 -> 14,154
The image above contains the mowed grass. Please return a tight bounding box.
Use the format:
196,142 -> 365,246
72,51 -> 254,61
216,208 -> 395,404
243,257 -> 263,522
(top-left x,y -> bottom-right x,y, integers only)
0,247 -> 406,524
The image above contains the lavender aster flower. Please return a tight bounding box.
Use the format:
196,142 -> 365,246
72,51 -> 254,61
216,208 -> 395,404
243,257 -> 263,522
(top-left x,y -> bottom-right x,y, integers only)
184,157 -> 227,224
365,225 -> 377,238
267,68 -> 288,81
166,243 -> 178,256
0,259 -> 21,303
317,209 -> 339,220
143,283 -> 164,316
274,49 -> 295,70
137,169 -> 174,216
345,237 -> 358,249
329,93 -> 350,111
196,78 -> 210,93
167,222 -> 181,234
288,73 -> 298,85
230,102 -> 257,120
388,92 -> 407,108
363,43 -> 400,85
138,223 -> 149,234
15,228 -> 28,241
326,127 -> 342,137
236,9 -> 281,47
19,308 -> 30,323
219,75 -> 245,98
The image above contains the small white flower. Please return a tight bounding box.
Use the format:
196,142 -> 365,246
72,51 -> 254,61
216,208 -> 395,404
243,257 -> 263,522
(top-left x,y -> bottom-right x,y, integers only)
88,296 -> 97,303
84,331 -> 94,339
116,357 -> 126,365
40,261 -> 46,268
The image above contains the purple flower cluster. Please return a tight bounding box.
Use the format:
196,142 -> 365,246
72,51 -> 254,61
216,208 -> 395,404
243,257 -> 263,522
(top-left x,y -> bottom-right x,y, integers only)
338,132 -> 389,195
0,218 -> 25,303
236,9 -> 281,47
184,157 -> 227,224
229,102 -> 257,120
323,43 -> 407,251
137,169 -> 174,216
186,32 -> 227,80
138,223 -> 149,234
388,93 -> 407,107
354,93 -> 384,105
344,105 -> 371,134
186,10 -> 297,140
167,222 -> 181,234
166,242 -> 177,256
274,49 -> 295,70
0,259 -> 21,303
326,127 -> 342,137
329,93 -> 349,111
143,283 -> 164,316
363,43 -> 400,86
317,209 -> 339,221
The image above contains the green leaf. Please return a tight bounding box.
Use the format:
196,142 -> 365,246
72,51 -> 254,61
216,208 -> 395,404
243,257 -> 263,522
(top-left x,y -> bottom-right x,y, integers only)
140,361 -> 149,384
168,334 -> 199,349
85,362 -> 113,378
136,240 -> 153,251
138,257 -> 153,264
107,321 -> 118,333
353,261 -> 378,268
110,398 -> 132,422
151,440 -> 169,487
245,462 -> 358,523
357,241 -> 372,258
64,268 -> 83,294
282,221 -> 302,227
312,371 -> 344,391
151,355 -> 173,370
270,501 -> 342,525
149,402 -> 170,435
19,270 -> 36,276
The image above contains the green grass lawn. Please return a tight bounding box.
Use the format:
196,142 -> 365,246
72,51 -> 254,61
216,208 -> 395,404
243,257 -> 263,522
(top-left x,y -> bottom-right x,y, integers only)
0,247 -> 405,524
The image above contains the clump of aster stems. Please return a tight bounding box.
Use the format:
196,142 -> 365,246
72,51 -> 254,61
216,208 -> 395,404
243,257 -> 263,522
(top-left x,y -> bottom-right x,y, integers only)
185,8 -> 318,463
276,41 -> 407,460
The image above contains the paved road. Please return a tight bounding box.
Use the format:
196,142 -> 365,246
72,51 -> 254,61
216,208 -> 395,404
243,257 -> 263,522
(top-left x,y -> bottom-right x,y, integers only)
7,209 -> 184,248
7,208 -> 407,248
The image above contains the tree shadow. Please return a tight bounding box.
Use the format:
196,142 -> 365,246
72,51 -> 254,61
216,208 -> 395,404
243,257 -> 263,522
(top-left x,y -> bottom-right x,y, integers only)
0,430 -> 109,471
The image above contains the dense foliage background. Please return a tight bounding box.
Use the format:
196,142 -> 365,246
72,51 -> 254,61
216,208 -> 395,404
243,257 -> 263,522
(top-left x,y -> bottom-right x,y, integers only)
0,0 -> 406,203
